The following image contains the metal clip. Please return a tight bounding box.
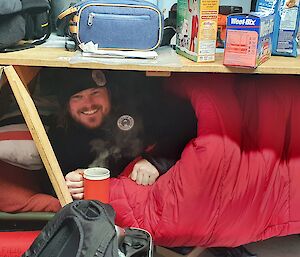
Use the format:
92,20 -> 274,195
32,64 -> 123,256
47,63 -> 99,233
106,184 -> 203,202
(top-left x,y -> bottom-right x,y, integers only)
87,13 -> 95,26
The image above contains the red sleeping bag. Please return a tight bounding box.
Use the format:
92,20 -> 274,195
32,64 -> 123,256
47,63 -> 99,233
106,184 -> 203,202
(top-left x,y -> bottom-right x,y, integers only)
108,73 -> 300,247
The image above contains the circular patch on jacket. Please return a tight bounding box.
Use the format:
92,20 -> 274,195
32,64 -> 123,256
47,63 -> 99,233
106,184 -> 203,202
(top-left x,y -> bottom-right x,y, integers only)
117,115 -> 134,131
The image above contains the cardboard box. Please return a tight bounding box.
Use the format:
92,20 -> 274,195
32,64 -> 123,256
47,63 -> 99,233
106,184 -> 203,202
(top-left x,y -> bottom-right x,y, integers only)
298,23 -> 300,47
256,0 -> 300,57
223,12 -> 274,68
176,0 -> 220,62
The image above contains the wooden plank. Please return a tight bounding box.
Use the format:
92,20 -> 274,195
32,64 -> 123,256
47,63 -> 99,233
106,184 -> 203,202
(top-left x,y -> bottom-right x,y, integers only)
4,65 -> 73,207
146,71 -> 171,77
0,47 -> 299,75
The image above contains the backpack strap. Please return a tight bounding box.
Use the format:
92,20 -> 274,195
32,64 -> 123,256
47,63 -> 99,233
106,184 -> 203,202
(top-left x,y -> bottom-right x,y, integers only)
30,14 -> 52,46
56,6 -> 79,51
56,6 -> 78,30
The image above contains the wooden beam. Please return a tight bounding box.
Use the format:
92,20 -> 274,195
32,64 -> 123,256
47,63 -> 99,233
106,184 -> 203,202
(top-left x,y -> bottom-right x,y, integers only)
146,71 -> 171,77
4,65 -> 73,207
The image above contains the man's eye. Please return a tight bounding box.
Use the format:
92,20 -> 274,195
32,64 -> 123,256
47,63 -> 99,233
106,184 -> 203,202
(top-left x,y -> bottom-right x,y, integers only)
91,91 -> 101,96
71,95 -> 82,100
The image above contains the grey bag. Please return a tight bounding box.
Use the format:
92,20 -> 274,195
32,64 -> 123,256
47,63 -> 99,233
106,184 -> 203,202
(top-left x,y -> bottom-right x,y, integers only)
0,0 -> 51,50
22,200 -> 153,257
0,0 -> 25,49
0,14 -> 25,49
0,0 -> 22,15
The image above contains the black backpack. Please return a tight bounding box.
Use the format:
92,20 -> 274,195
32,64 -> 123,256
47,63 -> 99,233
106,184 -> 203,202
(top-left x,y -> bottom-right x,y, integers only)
0,0 -> 51,51
22,200 -> 152,257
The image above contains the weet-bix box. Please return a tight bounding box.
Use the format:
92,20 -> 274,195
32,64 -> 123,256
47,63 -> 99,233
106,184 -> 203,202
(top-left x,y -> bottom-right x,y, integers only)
256,0 -> 300,57
223,12 -> 275,68
176,0 -> 220,62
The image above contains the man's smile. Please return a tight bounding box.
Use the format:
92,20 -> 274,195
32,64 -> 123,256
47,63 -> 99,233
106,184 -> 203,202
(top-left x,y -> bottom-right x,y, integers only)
81,108 -> 99,115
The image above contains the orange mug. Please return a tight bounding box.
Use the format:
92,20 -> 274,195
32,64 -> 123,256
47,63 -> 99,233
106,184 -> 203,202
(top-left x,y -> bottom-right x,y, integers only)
83,167 -> 110,203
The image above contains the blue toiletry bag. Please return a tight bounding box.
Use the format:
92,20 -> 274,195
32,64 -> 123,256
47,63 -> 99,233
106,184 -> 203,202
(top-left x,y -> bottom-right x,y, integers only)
58,0 -> 164,51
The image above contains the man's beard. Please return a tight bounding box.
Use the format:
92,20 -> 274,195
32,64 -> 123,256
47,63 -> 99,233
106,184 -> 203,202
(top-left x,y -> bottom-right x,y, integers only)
68,112 -> 107,132
72,104 -> 105,130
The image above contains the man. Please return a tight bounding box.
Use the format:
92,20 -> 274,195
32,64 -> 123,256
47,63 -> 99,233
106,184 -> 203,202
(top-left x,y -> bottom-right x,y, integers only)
48,69 -> 159,185
47,68 -> 197,194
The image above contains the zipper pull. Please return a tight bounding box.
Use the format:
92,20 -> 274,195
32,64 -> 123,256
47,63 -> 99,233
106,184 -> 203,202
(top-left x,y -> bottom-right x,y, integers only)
87,13 -> 95,26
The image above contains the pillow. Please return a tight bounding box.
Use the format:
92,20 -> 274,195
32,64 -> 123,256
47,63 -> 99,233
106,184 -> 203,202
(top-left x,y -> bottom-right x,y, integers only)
0,123 -> 43,170
0,70 -> 60,170
0,160 -> 61,213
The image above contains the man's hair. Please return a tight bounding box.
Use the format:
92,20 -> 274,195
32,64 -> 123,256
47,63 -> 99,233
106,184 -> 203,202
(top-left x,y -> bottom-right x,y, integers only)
54,103 -> 75,132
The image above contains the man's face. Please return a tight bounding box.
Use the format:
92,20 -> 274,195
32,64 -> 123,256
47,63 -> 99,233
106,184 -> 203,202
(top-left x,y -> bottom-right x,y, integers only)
68,87 -> 111,129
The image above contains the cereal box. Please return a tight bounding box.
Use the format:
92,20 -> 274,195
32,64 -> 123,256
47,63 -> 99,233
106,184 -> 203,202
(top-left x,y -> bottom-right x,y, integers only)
298,22 -> 300,47
256,0 -> 300,57
176,0 -> 220,62
223,12 -> 275,68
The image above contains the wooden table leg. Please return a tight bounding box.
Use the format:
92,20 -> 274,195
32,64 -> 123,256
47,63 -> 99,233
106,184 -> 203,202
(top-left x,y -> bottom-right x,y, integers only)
3,65 -> 73,207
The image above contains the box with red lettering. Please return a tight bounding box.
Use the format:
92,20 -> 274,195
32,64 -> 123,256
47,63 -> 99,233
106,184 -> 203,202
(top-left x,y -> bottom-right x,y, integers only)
223,12 -> 274,68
